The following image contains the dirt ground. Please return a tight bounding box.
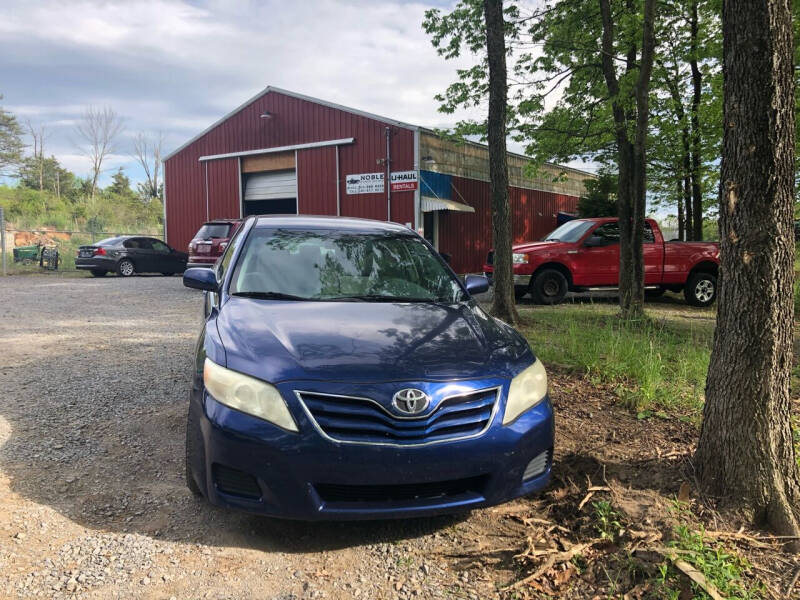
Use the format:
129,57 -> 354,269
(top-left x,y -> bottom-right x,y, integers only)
0,275 -> 795,599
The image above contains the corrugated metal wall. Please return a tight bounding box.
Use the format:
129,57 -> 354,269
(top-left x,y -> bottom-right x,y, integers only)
164,90 -> 415,250
438,175 -> 579,274
297,146 -> 337,215
206,159 -> 240,221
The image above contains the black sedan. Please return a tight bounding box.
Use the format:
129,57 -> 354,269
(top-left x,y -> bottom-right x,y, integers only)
76,236 -> 188,277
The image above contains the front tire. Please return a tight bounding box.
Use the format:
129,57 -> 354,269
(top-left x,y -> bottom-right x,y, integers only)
685,272 -> 717,307
117,259 -> 135,277
531,269 -> 568,305
90,270 -> 107,277
185,407 -> 205,498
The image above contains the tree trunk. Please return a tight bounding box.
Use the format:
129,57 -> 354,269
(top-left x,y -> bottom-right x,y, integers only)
683,173 -> 693,240
694,0 -> 800,545
484,0 -> 519,326
689,0 -> 704,241
676,179 -> 684,241
599,0 -> 655,319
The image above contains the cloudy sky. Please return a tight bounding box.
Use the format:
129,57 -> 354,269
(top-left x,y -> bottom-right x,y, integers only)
0,0 -> 582,188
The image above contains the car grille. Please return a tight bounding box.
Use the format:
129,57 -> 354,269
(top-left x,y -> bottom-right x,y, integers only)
296,388 -> 499,446
315,475 -> 488,504
486,250 -> 494,265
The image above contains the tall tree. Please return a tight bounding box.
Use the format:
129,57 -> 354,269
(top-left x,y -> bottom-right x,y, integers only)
132,131 -> 163,201
0,95 -> 24,176
598,0 -> 657,318
694,0 -> 800,542
74,106 -> 124,201
485,0 -> 519,326
26,120 -> 48,192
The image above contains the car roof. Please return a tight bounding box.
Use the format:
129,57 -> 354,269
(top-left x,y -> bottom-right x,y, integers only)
252,215 -> 413,234
203,219 -> 242,225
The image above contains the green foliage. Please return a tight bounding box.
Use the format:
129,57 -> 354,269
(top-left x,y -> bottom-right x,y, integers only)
18,155 -> 83,202
519,304 -> 713,416
655,525 -> 764,599
578,172 -> 618,217
592,500 -> 624,541
422,1 -> 723,223
0,181 -> 162,234
0,94 -> 25,176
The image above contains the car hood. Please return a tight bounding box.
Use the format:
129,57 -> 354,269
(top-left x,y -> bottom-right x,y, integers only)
216,297 -> 533,383
512,240 -> 570,253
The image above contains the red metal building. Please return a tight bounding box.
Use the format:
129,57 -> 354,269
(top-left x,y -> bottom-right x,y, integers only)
163,87 -> 593,273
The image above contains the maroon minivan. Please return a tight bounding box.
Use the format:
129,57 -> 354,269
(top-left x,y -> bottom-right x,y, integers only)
187,220 -> 242,268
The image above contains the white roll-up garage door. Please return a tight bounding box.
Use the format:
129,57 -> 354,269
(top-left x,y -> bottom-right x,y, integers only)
244,170 -> 297,201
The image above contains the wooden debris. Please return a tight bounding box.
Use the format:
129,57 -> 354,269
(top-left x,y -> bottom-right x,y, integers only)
652,547 -> 726,600
503,541 -> 595,591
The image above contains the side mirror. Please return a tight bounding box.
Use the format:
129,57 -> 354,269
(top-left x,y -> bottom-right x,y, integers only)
464,274 -> 490,296
584,235 -> 607,247
183,267 -> 218,292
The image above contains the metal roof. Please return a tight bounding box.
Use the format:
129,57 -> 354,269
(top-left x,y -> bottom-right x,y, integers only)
163,86 -> 597,179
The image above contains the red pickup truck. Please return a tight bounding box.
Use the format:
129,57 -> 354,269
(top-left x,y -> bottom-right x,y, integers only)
483,217 -> 719,307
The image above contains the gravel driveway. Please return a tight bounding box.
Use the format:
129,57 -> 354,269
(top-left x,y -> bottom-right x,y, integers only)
0,275 -> 528,599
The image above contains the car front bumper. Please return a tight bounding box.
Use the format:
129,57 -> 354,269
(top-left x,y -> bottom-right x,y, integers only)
481,267 -> 531,287
188,379 -> 554,520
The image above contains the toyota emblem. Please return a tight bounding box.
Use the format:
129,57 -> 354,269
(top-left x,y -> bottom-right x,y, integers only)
392,388 -> 430,415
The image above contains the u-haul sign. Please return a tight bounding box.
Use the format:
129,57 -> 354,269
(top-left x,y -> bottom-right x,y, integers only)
390,170 -> 418,192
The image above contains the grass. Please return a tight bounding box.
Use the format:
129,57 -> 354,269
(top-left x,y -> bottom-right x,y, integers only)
656,525 -> 765,600
519,301 -> 714,417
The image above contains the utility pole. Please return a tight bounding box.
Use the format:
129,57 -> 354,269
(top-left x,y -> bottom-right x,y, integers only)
385,127 -> 392,222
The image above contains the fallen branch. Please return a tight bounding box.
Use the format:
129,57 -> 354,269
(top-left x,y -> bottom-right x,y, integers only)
503,541 -> 595,591
786,566 -> 800,597
652,547 -> 726,600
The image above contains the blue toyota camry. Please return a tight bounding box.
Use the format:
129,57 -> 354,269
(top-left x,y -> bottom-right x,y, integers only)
182,215 -> 553,519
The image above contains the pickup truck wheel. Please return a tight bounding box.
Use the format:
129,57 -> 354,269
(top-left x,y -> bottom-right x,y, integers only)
685,272 -> 717,307
531,269 -> 568,305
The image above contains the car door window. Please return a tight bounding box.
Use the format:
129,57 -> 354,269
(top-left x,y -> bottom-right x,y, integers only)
644,223 -> 655,243
151,240 -> 170,254
123,238 -> 140,249
137,238 -> 154,250
592,223 -> 620,245
217,226 -> 246,282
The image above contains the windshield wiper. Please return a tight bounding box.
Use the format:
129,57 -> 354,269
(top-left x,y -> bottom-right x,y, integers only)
333,295 -> 437,303
231,291 -> 310,301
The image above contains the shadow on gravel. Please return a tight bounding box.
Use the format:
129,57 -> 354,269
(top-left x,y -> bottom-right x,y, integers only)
0,277 -> 470,556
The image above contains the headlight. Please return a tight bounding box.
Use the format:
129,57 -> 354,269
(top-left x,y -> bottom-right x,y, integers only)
503,359 -> 548,425
203,358 -> 298,432
512,253 -> 529,264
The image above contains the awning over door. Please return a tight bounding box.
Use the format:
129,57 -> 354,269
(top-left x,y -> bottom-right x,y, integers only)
421,196 -> 475,213
244,170 -> 297,201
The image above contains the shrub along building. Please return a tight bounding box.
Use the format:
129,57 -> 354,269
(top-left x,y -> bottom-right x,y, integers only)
163,87 -> 593,274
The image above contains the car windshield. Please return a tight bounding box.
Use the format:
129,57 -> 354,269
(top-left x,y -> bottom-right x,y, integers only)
229,228 -> 465,303
195,223 -> 232,240
543,220 -> 595,242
